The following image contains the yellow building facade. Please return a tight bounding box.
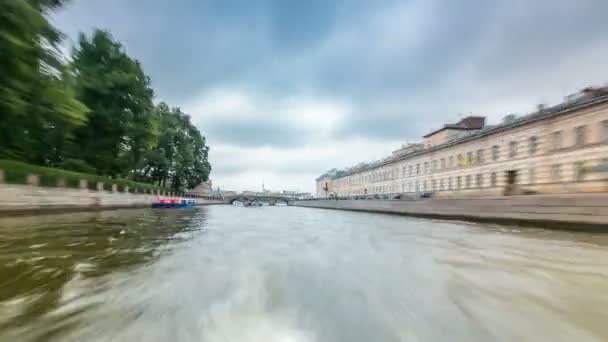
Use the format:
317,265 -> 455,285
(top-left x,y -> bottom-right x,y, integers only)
316,88 -> 608,198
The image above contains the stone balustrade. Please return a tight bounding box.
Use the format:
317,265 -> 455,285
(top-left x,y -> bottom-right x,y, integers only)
291,194 -> 608,229
0,168 -> 222,214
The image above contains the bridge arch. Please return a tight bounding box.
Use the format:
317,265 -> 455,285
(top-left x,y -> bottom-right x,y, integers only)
226,195 -> 291,205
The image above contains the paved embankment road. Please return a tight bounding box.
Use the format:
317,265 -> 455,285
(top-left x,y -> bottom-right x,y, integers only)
291,194 -> 608,228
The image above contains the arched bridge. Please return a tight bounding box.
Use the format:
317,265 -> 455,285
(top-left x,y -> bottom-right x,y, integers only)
224,195 -> 292,205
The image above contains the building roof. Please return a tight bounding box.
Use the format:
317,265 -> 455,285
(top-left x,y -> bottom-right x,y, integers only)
422,116 -> 486,138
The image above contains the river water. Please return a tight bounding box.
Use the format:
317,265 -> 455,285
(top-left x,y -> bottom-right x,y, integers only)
1,206 -> 608,342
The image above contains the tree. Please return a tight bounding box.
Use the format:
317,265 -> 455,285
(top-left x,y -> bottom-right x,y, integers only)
0,0 -> 87,163
138,104 -> 210,191
0,4 -> 212,187
502,114 -> 518,124
71,30 -> 156,177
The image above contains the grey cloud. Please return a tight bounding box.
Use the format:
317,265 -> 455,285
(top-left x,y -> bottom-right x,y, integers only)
201,117 -> 309,148
53,0 -> 608,190
471,1 -> 608,84
55,0 -> 346,103
213,156 -> 329,176
55,0 -> 608,110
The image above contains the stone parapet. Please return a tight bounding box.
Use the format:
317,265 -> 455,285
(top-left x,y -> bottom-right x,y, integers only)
0,183 -> 225,215
292,194 -> 608,229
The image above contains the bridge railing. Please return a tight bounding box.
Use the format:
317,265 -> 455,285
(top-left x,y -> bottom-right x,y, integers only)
296,192 -> 436,201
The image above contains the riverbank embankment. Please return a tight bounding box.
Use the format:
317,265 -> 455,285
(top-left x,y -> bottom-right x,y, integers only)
291,194 -> 608,229
0,183 -> 224,215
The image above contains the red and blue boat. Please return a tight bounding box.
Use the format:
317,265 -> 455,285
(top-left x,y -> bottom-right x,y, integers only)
152,199 -> 195,208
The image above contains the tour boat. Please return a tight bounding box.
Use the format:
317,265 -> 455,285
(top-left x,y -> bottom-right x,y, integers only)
152,199 -> 195,208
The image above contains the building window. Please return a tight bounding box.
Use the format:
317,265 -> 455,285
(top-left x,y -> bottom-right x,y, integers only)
409,165 -> 413,176
492,145 -> 499,161
551,164 -> 562,182
423,181 -> 427,191
432,160 -> 437,172
467,151 -> 473,165
401,167 -> 406,178
490,172 -> 497,187
575,125 -> 587,147
448,177 -> 452,190
439,178 -> 444,190
574,161 -> 586,181
509,141 -> 518,158
457,154 -> 463,167
476,174 -> 482,188
529,168 -> 536,184
476,149 -> 484,164
431,179 -> 436,191
449,156 -> 454,168
416,164 -> 420,175
440,158 -> 445,170
552,131 -> 562,150
465,175 -> 472,189
424,162 -> 429,174
528,136 -> 538,155
457,176 -> 462,189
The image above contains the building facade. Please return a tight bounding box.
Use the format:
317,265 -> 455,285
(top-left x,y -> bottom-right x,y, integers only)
316,87 -> 608,198
190,180 -> 212,197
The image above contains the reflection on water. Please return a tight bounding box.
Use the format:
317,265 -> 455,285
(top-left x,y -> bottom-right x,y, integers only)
0,209 -> 206,341
0,206 -> 608,341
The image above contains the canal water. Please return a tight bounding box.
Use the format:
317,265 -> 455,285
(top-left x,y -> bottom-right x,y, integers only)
1,206 -> 608,342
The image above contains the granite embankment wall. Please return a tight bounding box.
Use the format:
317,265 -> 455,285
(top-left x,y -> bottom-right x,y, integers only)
291,194 -> 608,229
0,183 -> 224,214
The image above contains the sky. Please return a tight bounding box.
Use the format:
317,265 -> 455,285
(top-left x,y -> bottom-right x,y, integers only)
53,0 -> 608,193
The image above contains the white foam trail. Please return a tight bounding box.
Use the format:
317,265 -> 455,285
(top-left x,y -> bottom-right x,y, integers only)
197,268 -> 315,342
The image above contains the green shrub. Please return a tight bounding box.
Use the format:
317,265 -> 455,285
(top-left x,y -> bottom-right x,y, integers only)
0,159 -> 168,193
61,159 -> 96,174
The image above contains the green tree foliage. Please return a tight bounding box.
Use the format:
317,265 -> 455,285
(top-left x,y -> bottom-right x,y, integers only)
139,104 -> 211,191
71,30 -> 157,177
0,0 -> 88,163
502,114 -> 518,124
0,6 -> 211,192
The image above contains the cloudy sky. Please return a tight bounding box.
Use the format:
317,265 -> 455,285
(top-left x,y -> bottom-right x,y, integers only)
53,0 -> 608,193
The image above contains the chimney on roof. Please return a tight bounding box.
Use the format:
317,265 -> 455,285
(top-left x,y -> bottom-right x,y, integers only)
457,116 -> 485,129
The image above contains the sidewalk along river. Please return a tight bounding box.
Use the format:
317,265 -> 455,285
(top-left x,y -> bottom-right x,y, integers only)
1,206 -> 608,341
